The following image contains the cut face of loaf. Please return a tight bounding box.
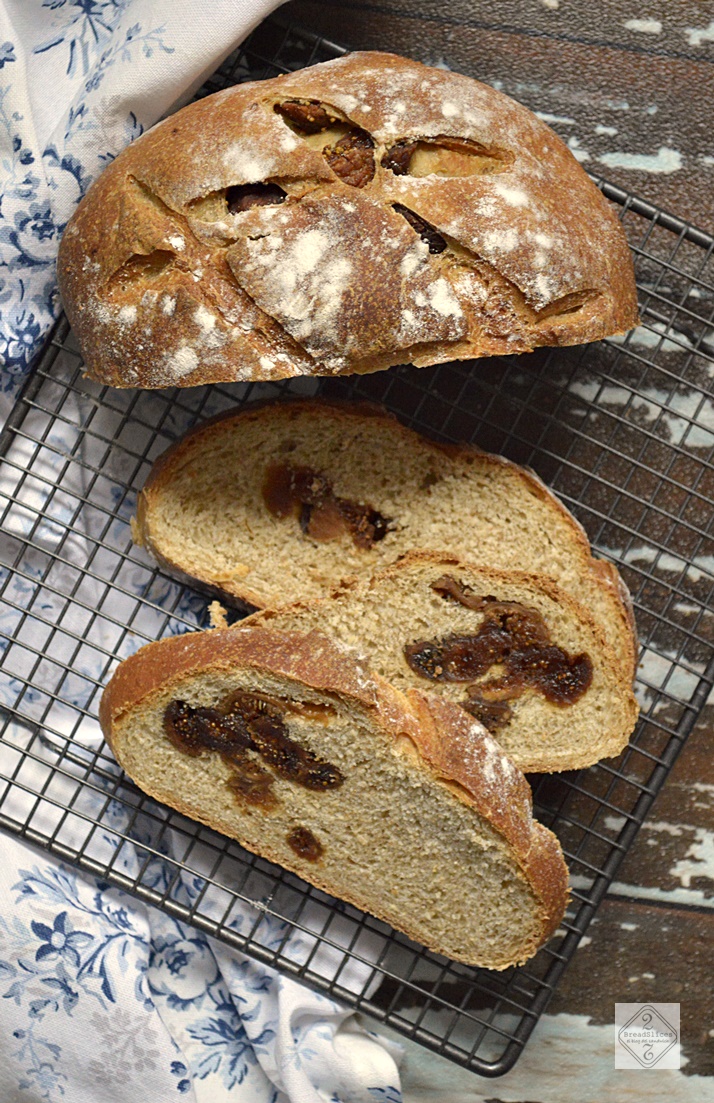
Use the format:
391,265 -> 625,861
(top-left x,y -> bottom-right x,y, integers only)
57,51 -> 638,388
133,399 -> 637,675
247,552 -> 639,773
99,626 -> 569,968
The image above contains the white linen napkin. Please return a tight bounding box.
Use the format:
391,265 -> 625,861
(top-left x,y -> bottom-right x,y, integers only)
0,4 -> 408,1099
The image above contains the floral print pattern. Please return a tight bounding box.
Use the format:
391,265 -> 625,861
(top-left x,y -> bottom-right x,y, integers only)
0,845 -> 404,1101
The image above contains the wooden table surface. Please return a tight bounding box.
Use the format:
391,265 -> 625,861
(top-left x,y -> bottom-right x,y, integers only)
279,2 -> 714,1099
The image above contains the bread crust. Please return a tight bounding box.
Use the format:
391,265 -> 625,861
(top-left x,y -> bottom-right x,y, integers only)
100,625 -> 569,966
133,397 -> 638,674
57,51 -> 638,388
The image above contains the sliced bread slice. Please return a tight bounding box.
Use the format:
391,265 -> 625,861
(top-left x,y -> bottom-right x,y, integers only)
247,552 -> 638,773
99,625 -> 569,968
133,399 -> 637,675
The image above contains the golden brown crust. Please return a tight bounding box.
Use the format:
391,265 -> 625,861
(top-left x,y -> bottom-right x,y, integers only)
405,691 -> 534,845
100,624 -> 568,965
58,51 -> 639,388
100,625 -> 381,740
407,694 -> 569,942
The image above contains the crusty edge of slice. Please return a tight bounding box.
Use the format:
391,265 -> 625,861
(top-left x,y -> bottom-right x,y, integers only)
99,624 -> 569,966
407,690 -> 569,945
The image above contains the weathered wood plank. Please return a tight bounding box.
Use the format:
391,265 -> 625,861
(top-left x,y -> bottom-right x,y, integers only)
607,706 -> 714,901
548,895 -> 714,1078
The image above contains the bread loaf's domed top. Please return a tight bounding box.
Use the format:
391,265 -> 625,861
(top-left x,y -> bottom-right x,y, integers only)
58,52 -> 639,388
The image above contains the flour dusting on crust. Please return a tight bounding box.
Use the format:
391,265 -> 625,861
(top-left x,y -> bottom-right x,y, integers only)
57,50 -> 639,389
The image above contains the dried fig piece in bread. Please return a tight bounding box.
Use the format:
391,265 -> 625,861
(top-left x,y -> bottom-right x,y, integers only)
57,52 -> 638,388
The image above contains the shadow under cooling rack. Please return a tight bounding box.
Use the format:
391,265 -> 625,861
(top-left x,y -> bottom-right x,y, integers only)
1,15 -> 714,1079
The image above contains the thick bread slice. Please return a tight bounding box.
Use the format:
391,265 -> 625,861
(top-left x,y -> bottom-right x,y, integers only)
133,399 -> 637,675
248,552 -> 638,773
99,626 -> 569,968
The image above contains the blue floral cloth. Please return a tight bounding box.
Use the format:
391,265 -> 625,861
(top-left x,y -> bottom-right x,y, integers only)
0,4 -> 406,1100
0,829 -> 403,1102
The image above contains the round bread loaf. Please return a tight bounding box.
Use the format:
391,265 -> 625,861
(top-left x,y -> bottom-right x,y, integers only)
57,52 -> 639,388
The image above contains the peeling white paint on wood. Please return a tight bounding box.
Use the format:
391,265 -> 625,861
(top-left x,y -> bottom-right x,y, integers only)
639,820 -> 685,838
623,18 -> 663,35
608,319 -> 695,350
536,110 -> 576,125
392,1013 -> 714,1102
568,371 -> 714,449
669,827 -> 714,889
636,647 -> 705,704
691,782 -> 714,801
608,880 -> 714,910
598,146 -> 682,174
684,21 -> 714,47
566,135 -> 590,161
619,545 -> 714,583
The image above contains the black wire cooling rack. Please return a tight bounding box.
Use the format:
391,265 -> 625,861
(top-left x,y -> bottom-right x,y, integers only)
1,15 -> 714,1079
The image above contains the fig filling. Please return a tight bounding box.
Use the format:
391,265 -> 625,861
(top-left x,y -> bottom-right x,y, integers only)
273,100 -> 375,187
164,693 -> 344,807
403,575 -> 593,730
226,759 -> 277,808
323,129 -> 375,187
287,825 -> 324,862
274,99 -> 341,134
262,462 -> 391,549
382,140 -> 419,175
382,136 -> 513,178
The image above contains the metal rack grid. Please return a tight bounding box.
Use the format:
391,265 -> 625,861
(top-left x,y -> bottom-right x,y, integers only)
1,15 -> 714,1079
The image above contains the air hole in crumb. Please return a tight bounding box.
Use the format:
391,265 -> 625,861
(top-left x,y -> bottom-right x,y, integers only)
420,470 -> 441,490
